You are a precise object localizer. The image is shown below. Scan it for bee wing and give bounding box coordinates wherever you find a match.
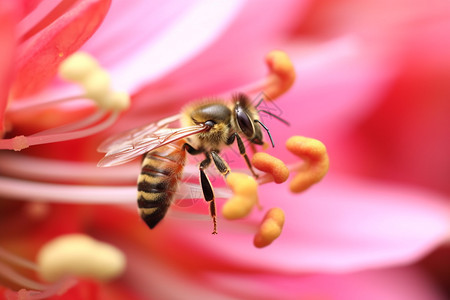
[97,114,181,153]
[97,123,208,167]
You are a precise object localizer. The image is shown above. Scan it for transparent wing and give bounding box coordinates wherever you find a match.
[97,114,181,153]
[97,123,208,167]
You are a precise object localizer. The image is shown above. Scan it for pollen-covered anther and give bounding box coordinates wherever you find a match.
[37,234,126,282]
[252,152,289,184]
[97,91,131,111]
[286,136,329,193]
[222,172,259,219]
[254,207,285,248]
[81,69,111,100]
[264,50,296,100]
[58,52,130,111]
[58,52,101,82]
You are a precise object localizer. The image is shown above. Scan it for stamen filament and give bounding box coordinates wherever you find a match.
[0,176,231,204]
[0,247,39,272]
[6,94,88,114]
[0,261,48,291]
[30,110,106,137]
[0,153,138,183]
[0,111,119,151]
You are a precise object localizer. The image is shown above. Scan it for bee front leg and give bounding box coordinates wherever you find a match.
[226,133,258,178]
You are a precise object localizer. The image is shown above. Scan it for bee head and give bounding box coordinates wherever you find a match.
[233,94,266,146]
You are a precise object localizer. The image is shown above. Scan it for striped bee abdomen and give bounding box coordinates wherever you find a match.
[137,140,186,229]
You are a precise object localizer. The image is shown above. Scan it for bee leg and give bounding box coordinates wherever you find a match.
[199,154,218,234]
[226,133,259,178]
[210,151,230,177]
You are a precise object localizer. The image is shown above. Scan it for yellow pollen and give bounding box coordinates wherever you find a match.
[11,135,29,151]
[82,69,112,100]
[286,136,329,193]
[58,52,100,82]
[105,91,130,111]
[58,52,130,111]
[264,50,296,100]
[254,207,285,248]
[37,234,126,282]
[222,172,259,219]
[252,152,289,184]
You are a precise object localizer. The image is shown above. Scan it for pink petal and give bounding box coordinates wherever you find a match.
[110,233,446,300]
[166,174,450,273]
[87,0,311,133]
[81,0,252,94]
[204,267,446,300]
[11,0,111,99]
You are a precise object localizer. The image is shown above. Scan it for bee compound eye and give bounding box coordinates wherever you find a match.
[236,109,254,138]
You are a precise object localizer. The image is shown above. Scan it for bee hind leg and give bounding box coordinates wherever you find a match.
[183,143,218,234]
[198,154,218,234]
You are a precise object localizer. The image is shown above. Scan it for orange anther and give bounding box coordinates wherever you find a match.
[222,173,258,219]
[264,51,296,100]
[286,136,329,193]
[252,152,289,184]
[253,207,285,248]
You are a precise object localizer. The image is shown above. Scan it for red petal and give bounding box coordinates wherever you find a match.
[1,278,142,300]
[0,2,19,134]
[11,0,111,99]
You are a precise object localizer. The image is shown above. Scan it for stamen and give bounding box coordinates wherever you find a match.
[222,173,259,219]
[0,261,48,291]
[0,247,78,298]
[263,51,296,100]
[1,52,129,151]
[58,52,130,111]
[236,50,295,101]
[0,174,232,206]
[0,246,48,291]
[0,111,119,151]
[253,207,285,248]
[58,52,101,82]
[286,136,329,193]
[252,152,289,184]
[80,69,112,101]
[223,50,295,102]
[37,234,126,282]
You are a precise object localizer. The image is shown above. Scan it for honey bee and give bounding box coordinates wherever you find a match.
[97,93,288,234]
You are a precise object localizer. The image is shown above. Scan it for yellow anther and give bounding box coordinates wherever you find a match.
[286,136,329,193]
[81,69,112,100]
[97,91,130,111]
[58,52,101,82]
[222,172,258,219]
[252,152,289,184]
[57,52,130,112]
[37,234,126,282]
[264,50,296,100]
[253,207,285,248]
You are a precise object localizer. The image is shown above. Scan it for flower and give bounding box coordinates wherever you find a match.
[1,0,450,299]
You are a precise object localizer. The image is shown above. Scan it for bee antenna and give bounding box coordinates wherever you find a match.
[255,120,275,148]
[254,98,264,108]
[258,110,290,126]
